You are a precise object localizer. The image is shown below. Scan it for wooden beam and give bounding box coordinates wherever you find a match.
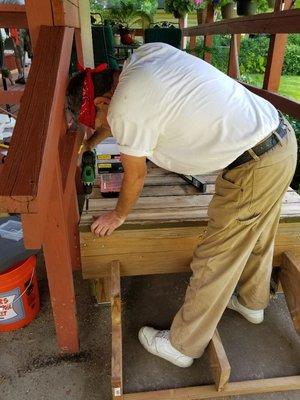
[25,0,54,50]
[51,0,80,28]
[182,9,300,36]
[0,5,28,28]
[208,330,231,391]
[111,261,123,399]
[203,4,214,63]
[227,34,241,79]
[189,36,196,55]
[43,158,79,353]
[93,277,111,304]
[78,0,94,67]
[123,376,300,399]
[241,83,300,120]
[0,26,74,214]
[263,0,293,92]
[0,89,24,104]
[280,252,300,335]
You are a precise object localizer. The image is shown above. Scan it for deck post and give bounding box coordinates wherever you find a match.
[43,159,79,353]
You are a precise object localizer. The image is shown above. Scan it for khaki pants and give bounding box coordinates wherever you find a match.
[170,121,298,358]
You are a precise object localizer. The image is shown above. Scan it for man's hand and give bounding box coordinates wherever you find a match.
[91,210,125,237]
[91,154,147,237]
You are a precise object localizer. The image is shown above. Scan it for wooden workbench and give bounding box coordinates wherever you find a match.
[80,162,300,399]
[79,162,300,280]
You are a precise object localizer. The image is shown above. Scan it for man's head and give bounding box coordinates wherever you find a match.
[67,68,119,130]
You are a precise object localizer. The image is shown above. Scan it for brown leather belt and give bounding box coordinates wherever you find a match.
[227,113,288,170]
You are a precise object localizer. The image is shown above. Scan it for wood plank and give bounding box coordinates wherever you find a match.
[92,277,110,304]
[182,9,300,36]
[80,221,300,257]
[203,4,214,63]
[263,0,292,92]
[80,226,206,258]
[51,0,80,28]
[0,89,24,104]
[280,252,300,334]
[0,26,74,214]
[43,160,79,353]
[208,330,231,391]
[241,83,300,120]
[123,376,300,399]
[80,200,300,226]
[227,34,241,79]
[81,251,289,280]
[111,261,123,399]
[82,250,194,279]
[87,194,214,211]
[25,0,54,50]
[87,191,300,212]
[81,221,300,279]
[0,4,27,29]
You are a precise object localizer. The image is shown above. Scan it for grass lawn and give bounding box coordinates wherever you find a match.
[243,75,300,102]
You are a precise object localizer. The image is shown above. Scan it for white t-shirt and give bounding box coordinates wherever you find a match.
[107,43,279,175]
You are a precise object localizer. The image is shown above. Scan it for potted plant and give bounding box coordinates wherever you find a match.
[210,0,235,18]
[220,0,236,19]
[236,0,257,16]
[165,0,205,19]
[93,0,157,45]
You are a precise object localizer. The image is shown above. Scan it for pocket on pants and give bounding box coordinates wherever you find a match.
[250,157,294,215]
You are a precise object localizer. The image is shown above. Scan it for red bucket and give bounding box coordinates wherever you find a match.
[0,255,40,331]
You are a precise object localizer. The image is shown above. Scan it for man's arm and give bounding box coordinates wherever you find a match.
[91,154,147,237]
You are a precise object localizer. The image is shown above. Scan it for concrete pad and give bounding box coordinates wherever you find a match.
[1,270,299,400]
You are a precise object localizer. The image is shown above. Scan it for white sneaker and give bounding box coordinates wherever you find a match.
[227,295,264,324]
[138,327,194,368]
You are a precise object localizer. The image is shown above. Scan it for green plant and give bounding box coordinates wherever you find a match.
[210,0,234,8]
[165,0,193,16]
[90,0,157,29]
[164,0,206,17]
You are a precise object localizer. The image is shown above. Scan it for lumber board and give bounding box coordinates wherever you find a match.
[207,330,231,391]
[80,201,300,226]
[0,4,27,28]
[92,277,111,304]
[228,34,241,79]
[43,159,79,353]
[123,376,300,399]
[110,261,123,399]
[182,9,300,36]
[280,252,300,334]
[51,0,80,27]
[81,222,300,279]
[0,26,74,214]
[81,251,285,280]
[241,83,300,120]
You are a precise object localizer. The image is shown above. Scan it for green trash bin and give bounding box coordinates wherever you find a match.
[144,23,182,49]
[92,24,119,70]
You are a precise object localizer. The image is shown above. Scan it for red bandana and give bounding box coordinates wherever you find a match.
[77,63,108,129]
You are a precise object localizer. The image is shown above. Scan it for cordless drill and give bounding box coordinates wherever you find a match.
[81,150,96,211]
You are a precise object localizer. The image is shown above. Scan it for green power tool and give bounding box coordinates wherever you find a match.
[81,150,96,211]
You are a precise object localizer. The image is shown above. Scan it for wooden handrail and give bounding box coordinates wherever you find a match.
[0,90,24,105]
[0,26,74,214]
[241,83,300,120]
[182,9,300,36]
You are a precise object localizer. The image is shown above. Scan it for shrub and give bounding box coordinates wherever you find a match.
[187,34,300,76]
